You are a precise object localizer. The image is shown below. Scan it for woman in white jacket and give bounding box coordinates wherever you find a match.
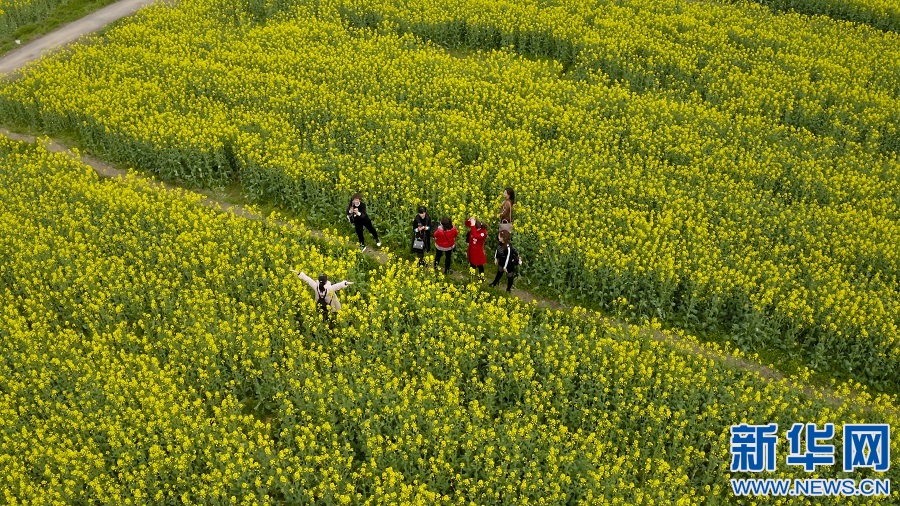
[291,270,353,326]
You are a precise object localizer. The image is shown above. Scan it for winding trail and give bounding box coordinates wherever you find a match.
[0,1,894,416]
[3,126,881,415]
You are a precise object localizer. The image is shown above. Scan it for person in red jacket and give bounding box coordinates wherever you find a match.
[432,216,458,275]
[465,217,488,280]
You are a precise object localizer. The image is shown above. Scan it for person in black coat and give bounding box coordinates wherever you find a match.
[489,230,523,292]
[411,206,432,267]
[347,192,380,251]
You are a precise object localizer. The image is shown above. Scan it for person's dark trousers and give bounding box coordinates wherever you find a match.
[317,304,335,329]
[354,218,379,245]
[489,269,516,291]
[434,249,452,273]
[470,263,484,276]
[416,249,426,266]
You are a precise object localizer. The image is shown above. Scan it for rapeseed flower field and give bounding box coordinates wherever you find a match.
[2,0,898,388]
[1,0,64,33]
[0,135,897,503]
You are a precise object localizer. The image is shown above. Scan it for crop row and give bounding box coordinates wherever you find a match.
[2,134,898,503]
[1,0,67,35]
[726,0,900,33]
[1,0,898,389]
[331,0,900,158]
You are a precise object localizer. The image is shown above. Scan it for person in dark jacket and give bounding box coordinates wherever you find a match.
[347,192,380,251]
[412,206,432,267]
[489,230,522,292]
[432,216,458,275]
[465,217,488,280]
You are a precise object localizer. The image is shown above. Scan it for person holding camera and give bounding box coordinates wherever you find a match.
[432,216,458,275]
[291,270,353,327]
[489,230,522,292]
[347,192,380,251]
[411,206,432,267]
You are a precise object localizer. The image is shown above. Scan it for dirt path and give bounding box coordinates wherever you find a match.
[0,0,162,76]
[5,126,886,417]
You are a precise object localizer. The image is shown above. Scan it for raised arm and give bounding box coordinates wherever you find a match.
[291,270,318,290]
[327,280,354,293]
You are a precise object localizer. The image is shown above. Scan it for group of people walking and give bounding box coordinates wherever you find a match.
[295,187,523,325]
[352,187,522,290]
[410,188,522,292]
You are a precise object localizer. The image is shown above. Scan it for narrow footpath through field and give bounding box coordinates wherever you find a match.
[6,125,887,416]
[0,1,893,415]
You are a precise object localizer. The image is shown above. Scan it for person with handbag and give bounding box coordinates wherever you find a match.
[465,217,488,280]
[489,230,523,292]
[496,187,515,234]
[347,192,381,252]
[291,270,353,327]
[411,206,432,267]
[432,216,458,275]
